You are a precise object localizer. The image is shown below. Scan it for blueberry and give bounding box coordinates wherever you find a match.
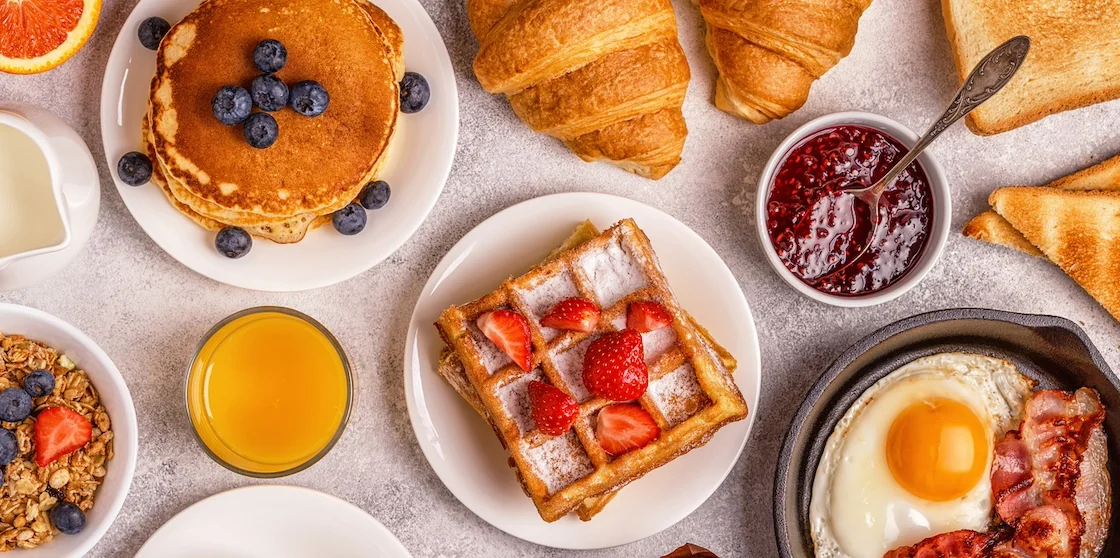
[358,180,391,210]
[253,39,287,73]
[399,72,430,114]
[50,502,85,535]
[117,152,152,186]
[215,227,252,259]
[211,85,252,126]
[22,370,54,398]
[243,113,279,149]
[0,430,16,466]
[138,17,170,50]
[0,389,31,423]
[289,80,329,117]
[250,74,289,112]
[332,203,367,235]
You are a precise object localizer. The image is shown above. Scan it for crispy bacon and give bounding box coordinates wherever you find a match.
[885,388,1108,558]
[884,528,1011,558]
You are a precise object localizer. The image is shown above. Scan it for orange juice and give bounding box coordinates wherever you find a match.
[187,309,350,476]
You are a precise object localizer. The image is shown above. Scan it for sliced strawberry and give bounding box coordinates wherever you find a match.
[582,329,647,401]
[477,310,532,371]
[596,403,660,456]
[34,406,92,468]
[627,301,672,333]
[541,298,600,332]
[527,380,579,436]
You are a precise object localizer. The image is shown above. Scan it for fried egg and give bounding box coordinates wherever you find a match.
[809,353,1036,558]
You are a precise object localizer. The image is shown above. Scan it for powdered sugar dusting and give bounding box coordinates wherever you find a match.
[516,272,580,342]
[648,363,709,427]
[578,237,648,308]
[523,431,594,494]
[469,322,511,374]
[498,371,543,435]
[550,336,594,402]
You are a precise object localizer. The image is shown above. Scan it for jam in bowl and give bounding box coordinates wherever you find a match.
[755,112,950,307]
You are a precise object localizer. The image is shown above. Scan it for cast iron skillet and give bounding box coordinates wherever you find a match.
[774,308,1120,557]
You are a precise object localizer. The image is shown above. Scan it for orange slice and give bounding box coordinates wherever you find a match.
[0,0,101,74]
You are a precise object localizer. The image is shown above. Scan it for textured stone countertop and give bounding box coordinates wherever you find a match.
[3,0,1120,556]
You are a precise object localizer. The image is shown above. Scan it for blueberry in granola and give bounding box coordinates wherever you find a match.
[50,502,85,535]
[23,370,55,398]
[0,429,16,466]
[0,388,31,422]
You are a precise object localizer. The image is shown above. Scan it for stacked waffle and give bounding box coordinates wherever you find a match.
[144,0,403,243]
[436,219,749,522]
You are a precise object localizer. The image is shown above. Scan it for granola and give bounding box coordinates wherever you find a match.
[0,333,113,551]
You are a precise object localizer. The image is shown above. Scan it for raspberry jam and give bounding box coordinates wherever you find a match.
[765,125,933,296]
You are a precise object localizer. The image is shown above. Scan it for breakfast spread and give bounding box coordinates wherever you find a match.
[696,0,871,124]
[0,0,100,74]
[467,0,691,180]
[187,309,350,476]
[435,219,748,522]
[810,353,1112,558]
[765,125,933,296]
[942,0,1120,135]
[118,0,425,256]
[964,153,1120,322]
[0,333,112,549]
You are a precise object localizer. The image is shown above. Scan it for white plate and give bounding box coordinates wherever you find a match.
[135,485,411,557]
[403,193,761,549]
[100,0,458,291]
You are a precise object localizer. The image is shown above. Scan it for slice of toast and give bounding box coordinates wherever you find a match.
[941,0,1120,135]
[989,187,1120,321]
[964,154,1120,255]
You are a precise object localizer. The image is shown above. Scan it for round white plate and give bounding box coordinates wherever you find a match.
[403,193,761,549]
[100,0,458,291]
[135,485,411,557]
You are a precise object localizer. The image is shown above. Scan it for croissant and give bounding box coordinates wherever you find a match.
[697,0,872,124]
[468,0,691,180]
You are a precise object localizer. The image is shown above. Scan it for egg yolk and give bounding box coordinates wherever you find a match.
[885,397,989,502]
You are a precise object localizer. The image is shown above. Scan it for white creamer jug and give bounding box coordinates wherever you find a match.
[0,103,99,291]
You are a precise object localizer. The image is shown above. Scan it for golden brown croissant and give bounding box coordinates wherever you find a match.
[468,0,691,180]
[697,0,872,124]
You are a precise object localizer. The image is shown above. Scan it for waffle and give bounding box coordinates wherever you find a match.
[435,218,749,522]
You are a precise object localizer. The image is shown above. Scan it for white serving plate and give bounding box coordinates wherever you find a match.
[100,0,458,291]
[135,485,411,557]
[403,192,761,549]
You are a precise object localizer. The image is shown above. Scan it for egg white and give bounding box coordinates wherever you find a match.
[809,353,1035,558]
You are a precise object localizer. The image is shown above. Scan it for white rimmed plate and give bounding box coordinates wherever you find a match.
[135,485,411,557]
[403,193,761,549]
[100,0,458,291]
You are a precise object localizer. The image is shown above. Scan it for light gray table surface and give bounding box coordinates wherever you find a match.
[3,0,1120,556]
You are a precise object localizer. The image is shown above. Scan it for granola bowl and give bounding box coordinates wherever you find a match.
[0,303,137,557]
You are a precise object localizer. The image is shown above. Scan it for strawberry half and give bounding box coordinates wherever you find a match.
[582,329,647,401]
[541,298,600,332]
[34,406,92,468]
[627,301,672,333]
[477,310,532,371]
[528,380,579,436]
[596,403,660,456]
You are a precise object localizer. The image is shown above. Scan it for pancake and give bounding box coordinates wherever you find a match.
[149,0,400,220]
[142,114,330,243]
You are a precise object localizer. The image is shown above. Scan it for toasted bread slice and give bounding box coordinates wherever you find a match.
[989,187,1120,320]
[964,154,1120,254]
[941,0,1120,135]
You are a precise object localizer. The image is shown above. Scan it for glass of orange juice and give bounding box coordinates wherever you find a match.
[186,307,353,477]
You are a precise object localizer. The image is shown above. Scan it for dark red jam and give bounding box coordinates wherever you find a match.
[765,125,933,296]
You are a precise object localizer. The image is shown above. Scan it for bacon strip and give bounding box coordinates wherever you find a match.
[884,528,1011,558]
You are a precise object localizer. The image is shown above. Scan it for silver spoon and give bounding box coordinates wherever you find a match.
[819,35,1031,279]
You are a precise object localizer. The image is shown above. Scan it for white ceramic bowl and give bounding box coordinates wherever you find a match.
[0,304,137,557]
[755,111,950,307]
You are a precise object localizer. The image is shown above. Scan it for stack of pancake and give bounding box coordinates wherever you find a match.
[144,0,404,243]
